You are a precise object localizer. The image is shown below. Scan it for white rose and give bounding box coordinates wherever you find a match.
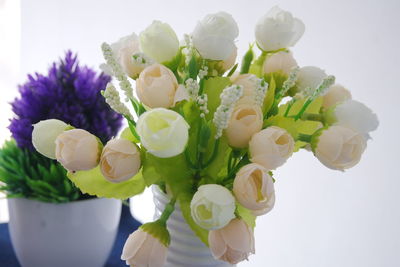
[233,163,275,216]
[55,129,101,171]
[296,66,327,92]
[249,126,295,170]
[226,104,263,148]
[322,84,352,109]
[32,119,68,159]
[331,99,379,137]
[217,45,237,72]
[136,108,189,158]
[100,139,141,183]
[111,33,145,79]
[192,11,239,60]
[263,51,298,75]
[190,184,236,230]
[313,126,367,171]
[255,6,305,52]
[140,20,179,63]
[136,64,178,108]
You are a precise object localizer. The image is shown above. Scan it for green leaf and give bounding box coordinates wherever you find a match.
[236,203,256,229]
[67,167,145,199]
[121,126,140,143]
[203,77,231,120]
[142,153,163,186]
[203,135,230,182]
[263,75,276,115]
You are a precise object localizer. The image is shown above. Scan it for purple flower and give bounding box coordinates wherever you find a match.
[9,51,123,150]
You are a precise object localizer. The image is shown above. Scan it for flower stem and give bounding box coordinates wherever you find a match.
[159,197,176,226]
[297,133,313,143]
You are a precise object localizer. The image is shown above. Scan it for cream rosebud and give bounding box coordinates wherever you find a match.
[313,126,367,171]
[136,64,178,108]
[263,51,298,75]
[111,33,144,79]
[55,129,101,171]
[32,119,68,159]
[255,6,305,52]
[322,84,352,109]
[139,20,179,63]
[226,104,263,148]
[192,11,239,60]
[233,163,275,216]
[136,108,189,158]
[231,74,258,105]
[121,229,167,267]
[100,139,141,183]
[209,219,255,264]
[249,126,295,170]
[296,66,327,92]
[190,184,236,230]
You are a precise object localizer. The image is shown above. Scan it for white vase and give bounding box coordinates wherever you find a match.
[7,197,121,267]
[152,186,235,267]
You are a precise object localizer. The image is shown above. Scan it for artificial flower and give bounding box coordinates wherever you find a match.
[32,119,68,159]
[263,51,298,75]
[322,84,352,109]
[296,66,327,92]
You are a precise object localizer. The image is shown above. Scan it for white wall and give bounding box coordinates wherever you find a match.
[1,0,399,266]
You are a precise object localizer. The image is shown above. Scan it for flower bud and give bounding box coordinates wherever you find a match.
[209,219,255,264]
[136,64,178,108]
[263,51,298,75]
[231,74,258,105]
[255,6,305,52]
[55,129,101,171]
[322,84,352,109]
[190,184,236,230]
[217,45,237,72]
[192,11,239,60]
[233,163,275,216]
[296,66,327,92]
[249,126,295,170]
[226,104,263,148]
[100,139,141,183]
[136,108,189,158]
[139,21,179,63]
[32,119,69,159]
[313,125,366,171]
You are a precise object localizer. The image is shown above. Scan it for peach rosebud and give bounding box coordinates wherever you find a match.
[249,126,295,170]
[233,163,275,216]
[322,84,352,109]
[231,73,258,105]
[121,229,167,267]
[263,51,298,75]
[55,129,101,172]
[226,104,263,148]
[100,139,141,183]
[209,218,255,264]
[313,125,366,171]
[136,63,178,108]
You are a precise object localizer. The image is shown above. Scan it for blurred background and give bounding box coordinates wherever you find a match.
[0,0,399,266]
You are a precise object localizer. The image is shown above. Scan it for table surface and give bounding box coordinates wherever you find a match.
[0,205,141,267]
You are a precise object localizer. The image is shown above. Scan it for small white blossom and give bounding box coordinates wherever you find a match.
[213,85,243,138]
[102,83,134,121]
[280,67,299,97]
[306,75,336,100]
[132,52,154,68]
[253,77,269,106]
[198,65,208,79]
[197,94,209,118]
[185,78,200,99]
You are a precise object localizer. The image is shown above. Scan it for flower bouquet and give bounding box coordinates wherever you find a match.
[32,6,378,266]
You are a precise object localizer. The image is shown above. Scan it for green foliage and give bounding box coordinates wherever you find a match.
[236,203,256,229]
[67,166,145,200]
[203,77,231,120]
[0,140,84,203]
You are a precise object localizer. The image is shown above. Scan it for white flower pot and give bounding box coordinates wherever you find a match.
[152,186,235,267]
[7,197,121,267]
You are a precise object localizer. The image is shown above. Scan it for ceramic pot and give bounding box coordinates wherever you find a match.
[8,197,121,267]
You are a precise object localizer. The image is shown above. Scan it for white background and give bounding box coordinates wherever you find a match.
[1,0,399,266]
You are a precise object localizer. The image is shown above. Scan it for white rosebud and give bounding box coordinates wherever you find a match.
[314,126,366,171]
[136,64,178,108]
[136,108,189,158]
[233,163,275,216]
[121,228,167,267]
[192,11,239,60]
[111,33,144,79]
[140,20,179,63]
[217,45,237,72]
[332,99,379,137]
[263,51,298,75]
[322,84,352,109]
[226,104,263,148]
[190,184,236,230]
[209,219,255,264]
[55,129,101,172]
[231,73,257,106]
[100,139,141,183]
[296,66,327,92]
[32,119,69,159]
[249,126,295,170]
[255,6,305,52]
